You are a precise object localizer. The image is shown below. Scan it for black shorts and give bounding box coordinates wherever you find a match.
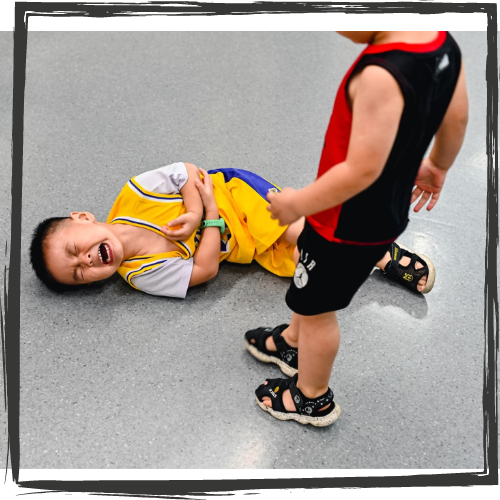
[285,220,391,316]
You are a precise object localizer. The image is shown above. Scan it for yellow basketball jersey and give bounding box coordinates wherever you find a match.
[106,166,296,291]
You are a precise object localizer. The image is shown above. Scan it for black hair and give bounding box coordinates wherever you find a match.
[29,217,81,292]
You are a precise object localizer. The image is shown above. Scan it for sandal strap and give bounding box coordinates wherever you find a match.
[384,242,403,274]
[247,324,288,355]
[272,326,298,367]
[256,375,335,416]
[288,374,334,417]
[409,254,429,280]
[255,377,293,413]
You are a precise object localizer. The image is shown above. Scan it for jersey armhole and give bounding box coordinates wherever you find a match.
[344,58,413,112]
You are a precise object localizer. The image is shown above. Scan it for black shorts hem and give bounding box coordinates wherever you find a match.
[285,220,390,317]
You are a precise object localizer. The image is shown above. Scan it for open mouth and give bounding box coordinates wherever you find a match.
[98,243,113,265]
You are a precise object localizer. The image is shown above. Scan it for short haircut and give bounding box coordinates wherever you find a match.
[29,217,80,292]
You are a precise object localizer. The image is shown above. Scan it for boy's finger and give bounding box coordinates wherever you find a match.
[414,191,430,212]
[410,187,422,205]
[167,214,187,227]
[426,192,440,211]
[162,227,187,239]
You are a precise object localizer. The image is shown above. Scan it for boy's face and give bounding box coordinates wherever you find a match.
[337,31,378,44]
[44,212,124,286]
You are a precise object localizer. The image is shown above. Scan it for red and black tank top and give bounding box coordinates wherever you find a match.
[307,31,461,244]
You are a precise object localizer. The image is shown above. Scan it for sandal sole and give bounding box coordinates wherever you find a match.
[244,339,298,377]
[255,395,341,427]
[395,241,436,294]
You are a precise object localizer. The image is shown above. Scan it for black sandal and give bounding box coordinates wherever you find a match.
[383,242,435,294]
[244,324,298,377]
[255,374,341,427]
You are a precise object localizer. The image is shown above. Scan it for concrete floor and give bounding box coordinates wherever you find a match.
[1,31,490,469]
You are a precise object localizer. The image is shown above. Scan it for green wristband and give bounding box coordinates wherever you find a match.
[201,217,225,233]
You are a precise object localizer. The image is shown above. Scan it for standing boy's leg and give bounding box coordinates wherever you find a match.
[281,217,305,246]
[296,312,339,399]
[267,313,299,349]
[260,311,339,412]
[253,221,388,425]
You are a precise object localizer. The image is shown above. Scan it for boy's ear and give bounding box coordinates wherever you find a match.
[69,211,95,223]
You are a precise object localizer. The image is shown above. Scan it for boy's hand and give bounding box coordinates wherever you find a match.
[411,157,448,212]
[162,211,202,241]
[195,168,219,217]
[267,188,302,226]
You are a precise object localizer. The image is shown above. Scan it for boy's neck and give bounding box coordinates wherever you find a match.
[106,222,179,263]
[107,222,147,262]
[372,31,440,46]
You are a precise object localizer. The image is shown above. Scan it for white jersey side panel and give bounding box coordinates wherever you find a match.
[134,162,188,195]
[130,257,194,298]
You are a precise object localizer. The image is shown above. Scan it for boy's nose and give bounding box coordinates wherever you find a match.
[81,252,93,267]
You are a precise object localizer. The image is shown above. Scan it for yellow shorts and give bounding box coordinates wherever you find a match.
[209,168,296,277]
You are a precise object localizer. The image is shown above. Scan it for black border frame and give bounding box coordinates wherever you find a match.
[4,1,498,496]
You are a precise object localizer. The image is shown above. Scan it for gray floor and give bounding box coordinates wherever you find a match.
[1,31,491,469]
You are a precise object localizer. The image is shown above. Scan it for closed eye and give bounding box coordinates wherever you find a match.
[74,244,84,281]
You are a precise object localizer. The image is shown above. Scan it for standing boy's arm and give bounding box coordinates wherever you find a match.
[162,162,204,240]
[412,62,468,212]
[267,65,404,225]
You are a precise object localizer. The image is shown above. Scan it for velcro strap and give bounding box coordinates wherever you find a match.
[288,375,304,411]
[272,324,291,352]
[288,375,334,416]
[384,242,402,276]
[255,377,291,413]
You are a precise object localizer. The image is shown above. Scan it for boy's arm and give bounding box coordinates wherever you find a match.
[187,169,221,286]
[412,61,468,212]
[162,162,204,240]
[267,65,404,225]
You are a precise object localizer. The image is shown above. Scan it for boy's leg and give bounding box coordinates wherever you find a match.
[260,311,339,412]
[281,217,305,246]
[261,236,302,351]
[253,221,388,425]
[260,312,299,350]
[252,230,300,352]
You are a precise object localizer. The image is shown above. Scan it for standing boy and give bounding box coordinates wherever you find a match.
[245,31,468,426]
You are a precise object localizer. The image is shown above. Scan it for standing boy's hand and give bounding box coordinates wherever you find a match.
[267,188,302,226]
[411,157,448,212]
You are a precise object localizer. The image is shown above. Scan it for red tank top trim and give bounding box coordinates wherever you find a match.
[364,31,447,55]
[306,216,398,246]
